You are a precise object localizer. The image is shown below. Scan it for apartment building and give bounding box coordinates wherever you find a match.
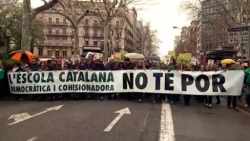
[197,0,236,60]
[33,1,142,59]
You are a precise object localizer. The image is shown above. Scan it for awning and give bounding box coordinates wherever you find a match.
[63,49,67,51]
[47,49,52,50]
[206,50,237,56]
[55,49,59,51]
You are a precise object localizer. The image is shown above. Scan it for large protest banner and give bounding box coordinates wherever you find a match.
[7,70,244,96]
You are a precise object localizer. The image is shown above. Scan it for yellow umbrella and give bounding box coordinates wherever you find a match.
[221,59,236,64]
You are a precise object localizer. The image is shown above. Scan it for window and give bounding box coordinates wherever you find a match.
[49,18,52,23]
[71,50,74,55]
[85,29,89,35]
[38,48,43,56]
[63,18,66,24]
[94,20,97,26]
[48,28,52,33]
[56,18,59,24]
[94,29,97,36]
[116,21,119,27]
[48,37,53,40]
[63,28,66,34]
[63,50,67,56]
[85,19,88,25]
[56,30,59,34]
[62,37,67,40]
[55,49,59,56]
[85,40,89,45]
[55,37,60,40]
[94,40,97,46]
[47,49,52,56]
[101,30,104,37]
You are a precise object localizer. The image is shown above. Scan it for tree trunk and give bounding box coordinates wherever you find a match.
[74,26,80,55]
[21,0,32,51]
[103,24,108,62]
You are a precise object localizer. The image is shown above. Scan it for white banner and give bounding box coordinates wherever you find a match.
[7,70,244,96]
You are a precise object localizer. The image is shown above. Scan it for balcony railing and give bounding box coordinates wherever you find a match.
[92,33,104,38]
[83,24,91,28]
[36,42,72,47]
[46,32,72,36]
[92,23,102,28]
[47,22,69,26]
[83,33,90,38]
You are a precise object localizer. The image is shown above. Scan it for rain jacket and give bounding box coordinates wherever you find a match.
[245,68,250,84]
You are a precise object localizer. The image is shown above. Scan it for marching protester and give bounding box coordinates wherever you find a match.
[203,65,213,108]
[245,67,250,108]
[183,64,192,106]
[166,58,177,104]
[118,62,125,70]
[38,61,49,101]
[95,59,107,101]
[151,61,160,104]
[106,58,119,100]
[62,61,70,101]
[226,63,238,110]
[0,62,5,101]
[124,58,134,70]
[84,54,96,100]
[134,60,146,103]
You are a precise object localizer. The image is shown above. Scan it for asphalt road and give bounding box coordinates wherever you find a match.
[0,97,250,141]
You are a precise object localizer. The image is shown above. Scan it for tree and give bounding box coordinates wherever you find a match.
[90,0,135,61]
[21,0,59,51]
[0,0,44,56]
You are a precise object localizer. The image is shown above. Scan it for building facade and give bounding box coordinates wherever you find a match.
[33,2,142,59]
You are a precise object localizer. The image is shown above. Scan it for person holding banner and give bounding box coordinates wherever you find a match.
[38,61,49,101]
[150,61,160,104]
[165,58,177,104]
[134,61,146,103]
[61,62,71,100]
[211,64,221,104]
[226,63,238,110]
[183,64,192,106]
[95,59,107,101]
[203,65,213,108]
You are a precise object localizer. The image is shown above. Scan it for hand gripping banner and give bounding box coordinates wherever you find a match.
[7,70,244,95]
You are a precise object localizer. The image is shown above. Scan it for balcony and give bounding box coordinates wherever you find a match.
[47,22,69,26]
[92,23,102,28]
[46,32,71,37]
[36,42,73,47]
[92,33,104,38]
[83,24,91,28]
[83,33,90,38]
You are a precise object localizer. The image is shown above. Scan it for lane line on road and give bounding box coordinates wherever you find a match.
[27,137,38,141]
[159,103,175,141]
[8,105,63,125]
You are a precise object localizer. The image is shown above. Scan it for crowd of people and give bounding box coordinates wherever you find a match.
[0,54,249,111]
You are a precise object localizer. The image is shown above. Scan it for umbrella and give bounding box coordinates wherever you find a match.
[10,50,36,62]
[144,55,160,61]
[221,59,236,64]
[125,53,144,59]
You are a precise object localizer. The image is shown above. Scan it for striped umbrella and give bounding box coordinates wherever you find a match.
[9,50,36,62]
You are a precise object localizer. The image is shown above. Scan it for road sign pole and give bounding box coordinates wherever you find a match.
[240,43,244,64]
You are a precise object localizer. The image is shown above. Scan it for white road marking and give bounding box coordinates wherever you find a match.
[27,137,38,141]
[104,107,131,132]
[159,103,175,141]
[8,105,63,125]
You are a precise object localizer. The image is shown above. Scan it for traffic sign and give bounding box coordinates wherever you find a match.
[228,27,249,43]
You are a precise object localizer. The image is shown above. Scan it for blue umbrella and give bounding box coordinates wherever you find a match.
[144,55,160,61]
